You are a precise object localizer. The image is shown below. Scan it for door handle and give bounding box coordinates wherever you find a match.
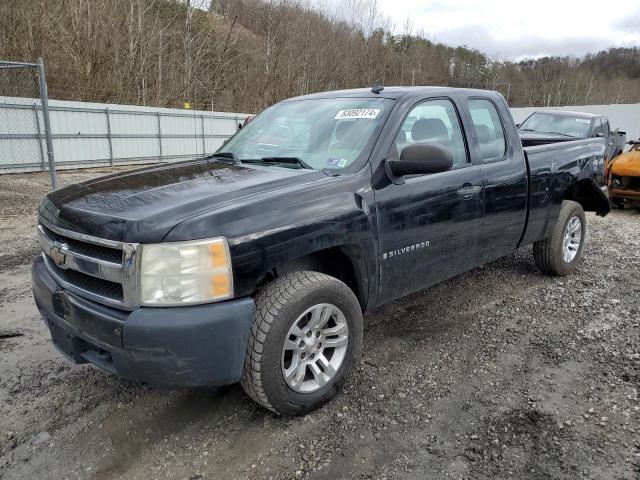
[456,185,481,200]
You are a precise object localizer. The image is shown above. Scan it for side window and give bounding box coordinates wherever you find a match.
[468,99,507,162]
[392,98,468,167]
[592,118,604,137]
[602,119,610,136]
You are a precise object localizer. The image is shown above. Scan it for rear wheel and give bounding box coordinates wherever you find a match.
[533,200,586,276]
[241,271,363,416]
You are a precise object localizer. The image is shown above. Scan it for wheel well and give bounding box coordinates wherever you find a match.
[564,179,611,216]
[267,246,368,311]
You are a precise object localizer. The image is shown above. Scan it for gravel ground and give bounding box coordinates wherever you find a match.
[0,170,639,480]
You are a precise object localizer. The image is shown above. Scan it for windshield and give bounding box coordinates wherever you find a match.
[519,113,591,137]
[219,97,394,171]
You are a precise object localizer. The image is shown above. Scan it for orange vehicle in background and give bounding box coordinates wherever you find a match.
[607,140,640,209]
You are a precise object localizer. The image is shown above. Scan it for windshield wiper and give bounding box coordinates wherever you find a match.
[206,152,240,164]
[521,129,576,138]
[241,156,314,170]
[537,131,577,138]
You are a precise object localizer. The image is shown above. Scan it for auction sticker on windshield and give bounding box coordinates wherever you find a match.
[326,158,348,168]
[334,109,380,120]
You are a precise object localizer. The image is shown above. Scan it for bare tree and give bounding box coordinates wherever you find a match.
[1,0,638,112]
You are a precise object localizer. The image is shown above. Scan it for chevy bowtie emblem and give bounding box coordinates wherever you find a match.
[49,242,68,268]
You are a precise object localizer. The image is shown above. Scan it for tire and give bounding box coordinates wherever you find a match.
[241,271,363,416]
[533,200,586,276]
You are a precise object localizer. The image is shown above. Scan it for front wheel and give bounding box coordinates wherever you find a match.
[533,200,586,276]
[241,271,363,415]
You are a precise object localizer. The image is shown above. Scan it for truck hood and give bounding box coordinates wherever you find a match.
[519,131,583,147]
[39,158,328,243]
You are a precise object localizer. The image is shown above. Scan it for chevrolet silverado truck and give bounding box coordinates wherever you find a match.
[518,110,626,185]
[33,87,611,416]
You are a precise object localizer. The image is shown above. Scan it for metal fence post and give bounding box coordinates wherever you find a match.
[201,115,206,156]
[156,112,163,162]
[37,57,57,189]
[105,107,114,166]
[32,103,46,171]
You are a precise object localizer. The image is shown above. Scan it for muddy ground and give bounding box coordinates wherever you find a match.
[0,169,638,480]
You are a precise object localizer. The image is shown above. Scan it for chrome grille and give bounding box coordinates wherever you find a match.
[45,258,124,301]
[38,220,140,310]
[40,225,122,263]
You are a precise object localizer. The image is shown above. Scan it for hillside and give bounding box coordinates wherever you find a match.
[1,0,638,112]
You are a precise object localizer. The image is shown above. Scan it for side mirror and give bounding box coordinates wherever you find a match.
[595,132,605,138]
[387,143,453,178]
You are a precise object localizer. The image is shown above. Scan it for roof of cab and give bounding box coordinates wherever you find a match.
[282,86,504,102]
[534,110,599,119]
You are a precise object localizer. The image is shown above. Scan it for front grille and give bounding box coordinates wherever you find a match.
[45,255,124,301]
[38,221,139,310]
[40,225,122,263]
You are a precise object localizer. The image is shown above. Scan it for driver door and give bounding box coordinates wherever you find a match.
[374,97,484,304]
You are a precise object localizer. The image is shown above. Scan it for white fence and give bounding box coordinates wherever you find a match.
[510,104,640,143]
[0,96,248,173]
[1,96,638,175]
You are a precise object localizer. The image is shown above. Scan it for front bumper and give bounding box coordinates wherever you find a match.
[32,257,255,387]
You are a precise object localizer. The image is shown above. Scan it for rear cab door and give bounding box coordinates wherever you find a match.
[455,91,528,264]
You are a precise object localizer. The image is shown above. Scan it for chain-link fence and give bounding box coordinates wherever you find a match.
[0,59,57,189]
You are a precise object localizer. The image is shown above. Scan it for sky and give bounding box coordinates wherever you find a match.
[374,0,640,60]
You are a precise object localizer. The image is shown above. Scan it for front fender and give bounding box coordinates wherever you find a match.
[227,208,378,304]
[161,169,379,306]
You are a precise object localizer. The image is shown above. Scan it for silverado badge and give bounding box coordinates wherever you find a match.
[383,241,430,260]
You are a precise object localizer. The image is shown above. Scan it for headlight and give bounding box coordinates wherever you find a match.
[139,237,233,306]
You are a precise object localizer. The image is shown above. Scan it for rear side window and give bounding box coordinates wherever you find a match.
[468,99,507,162]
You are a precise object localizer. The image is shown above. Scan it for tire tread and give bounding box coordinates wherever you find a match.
[533,200,585,276]
[241,271,359,414]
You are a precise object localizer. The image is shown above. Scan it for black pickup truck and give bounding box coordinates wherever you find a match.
[518,110,626,185]
[32,87,610,415]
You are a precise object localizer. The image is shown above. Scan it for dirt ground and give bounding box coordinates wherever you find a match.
[0,169,639,480]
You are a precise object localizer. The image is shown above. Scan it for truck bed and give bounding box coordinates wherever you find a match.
[519,137,607,247]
